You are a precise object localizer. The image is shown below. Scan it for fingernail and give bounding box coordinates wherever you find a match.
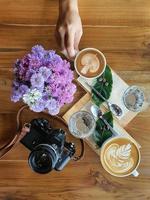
[75,49,79,55]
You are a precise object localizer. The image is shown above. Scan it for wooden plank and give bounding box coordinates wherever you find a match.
[80,27,150,51]
[0,161,150,186]
[0,25,150,72]
[0,0,58,25]
[0,160,149,200]
[0,113,17,148]
[1,50,150,72]
[0,0,150,26]
[77,69,138,127]
[0,26,150,51]
[63,93,141,153]
[0,25,57,50]
[0,186,149,200]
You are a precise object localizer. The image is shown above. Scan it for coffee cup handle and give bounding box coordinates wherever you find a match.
[132,170,139,177]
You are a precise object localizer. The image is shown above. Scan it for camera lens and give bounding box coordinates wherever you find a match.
[34,151,51,168]
[28,144,58,174]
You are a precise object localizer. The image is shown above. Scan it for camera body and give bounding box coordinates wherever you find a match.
[21,118,76,174]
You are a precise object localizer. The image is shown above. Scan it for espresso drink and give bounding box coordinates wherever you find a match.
[101,137,140,177]
[75,48,106,78]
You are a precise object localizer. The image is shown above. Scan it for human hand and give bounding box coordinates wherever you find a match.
[56,0,83,59]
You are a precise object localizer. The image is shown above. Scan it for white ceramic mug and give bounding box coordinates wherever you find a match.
[100,136,141,178]
[74,47,106,80]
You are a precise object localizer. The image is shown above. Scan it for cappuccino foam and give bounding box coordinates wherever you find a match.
[101,138,140,176]
[104,143,134,174]
[76,49,105,78]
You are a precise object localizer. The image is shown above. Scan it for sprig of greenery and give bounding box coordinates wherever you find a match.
[92,65,113,106]
[92,111,113,148]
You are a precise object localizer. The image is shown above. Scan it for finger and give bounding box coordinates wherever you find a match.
[59,31,65,51]
[55,30,60,46]
[55,27,65,51]
[58,27,65,50]
[74,31,83,51]
[61,49,69,59]
[66,30,76,58]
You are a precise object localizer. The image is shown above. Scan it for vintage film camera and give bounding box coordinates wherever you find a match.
[21,118,76,174]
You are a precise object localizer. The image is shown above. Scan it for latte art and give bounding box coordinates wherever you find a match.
[80,53,100,74]
[101,137,140,177]
[75,48,106,78]
[104,143,134,173]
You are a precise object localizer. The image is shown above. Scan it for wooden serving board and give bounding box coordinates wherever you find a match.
[63,67,141,155]
[63,93,141,156]
[77,69,138,127]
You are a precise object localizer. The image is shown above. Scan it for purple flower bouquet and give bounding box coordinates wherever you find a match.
[11,45,76,115]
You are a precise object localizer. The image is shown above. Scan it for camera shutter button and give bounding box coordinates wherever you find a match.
[32,140,36,145]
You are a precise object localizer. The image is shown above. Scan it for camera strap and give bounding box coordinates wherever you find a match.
[0,105,28,158]
[0,105,84,161]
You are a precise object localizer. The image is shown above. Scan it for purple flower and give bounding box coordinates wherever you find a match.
[46,50,61,62]
[12,80,20,88]
[22,88,42,106]
[19,84,29,95]
[30,99,45,112]
[31,73,44,90]
[31,45,45,55]
[31,45,45,61]
[65,95,74,104]
[11,84,29,102]
[11,89,22,102]
[39,66,52,81]
[46,98,60,115]
[43,51,63,67]
[25,68,35,81]
[11,45,76,115]
[65,84,77,96]
[28,54,42,68]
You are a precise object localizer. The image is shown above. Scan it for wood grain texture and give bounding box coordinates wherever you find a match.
[0,0,150,26]
[1,25,150,71]
[0,0,150,200]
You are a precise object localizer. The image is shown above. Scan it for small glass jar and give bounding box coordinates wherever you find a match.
[123,85,150,112]
[68,111,96,138]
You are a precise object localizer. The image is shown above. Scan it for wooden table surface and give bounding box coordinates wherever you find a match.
[0,0,150,199]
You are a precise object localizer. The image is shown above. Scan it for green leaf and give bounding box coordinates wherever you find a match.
[92,65,113,106]
[92,111,113,148]
[103,111,113,127]
[101,130,113,143]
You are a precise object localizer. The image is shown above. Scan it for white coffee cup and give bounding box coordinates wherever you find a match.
[74,48,106,80]
[100,136,141,177]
